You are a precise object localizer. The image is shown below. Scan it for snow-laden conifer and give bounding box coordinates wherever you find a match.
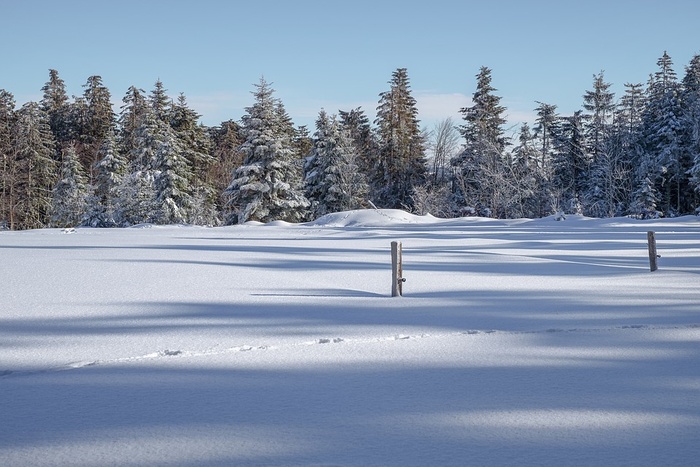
[50,145,89,227]
[224,78,309,224]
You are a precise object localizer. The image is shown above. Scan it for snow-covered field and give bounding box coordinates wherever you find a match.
[1,210,699,467]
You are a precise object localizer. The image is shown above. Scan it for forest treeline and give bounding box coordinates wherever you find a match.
[1,51,700,230]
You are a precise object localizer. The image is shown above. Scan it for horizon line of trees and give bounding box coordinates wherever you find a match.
[2,50,700,231]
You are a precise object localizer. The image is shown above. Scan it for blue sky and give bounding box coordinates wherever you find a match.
[3,0,700,136]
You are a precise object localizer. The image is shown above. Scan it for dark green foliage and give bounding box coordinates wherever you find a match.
[373,68,427,209]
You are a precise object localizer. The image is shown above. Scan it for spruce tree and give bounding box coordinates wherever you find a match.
[76,76,115,180]
[636,52,686,215]
[118,86,149,162]
[0,90,16,229]
[551,111,587,214]
[453,66,508,217]
[681,55,700,210]
[338,107,376,190]
[84,130,127,227]
[50,145,89,227]
[11,102,58,229]
[373,68,426,209]
[582,72,617,217]
[224,78,309,224]
[533,102,560,170]
[40,69,72,147]
[305,110,368,218]
[170,94,217,224]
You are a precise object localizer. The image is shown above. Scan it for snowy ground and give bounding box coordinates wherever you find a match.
[1,210,699,466]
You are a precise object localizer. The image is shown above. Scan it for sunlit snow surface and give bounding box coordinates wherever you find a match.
[1,210,699,466]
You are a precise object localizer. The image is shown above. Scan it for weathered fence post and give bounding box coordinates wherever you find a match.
[391,241,404,297]
[647,231,658,272]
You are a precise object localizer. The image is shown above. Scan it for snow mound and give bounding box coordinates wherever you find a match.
[308,209,438,227]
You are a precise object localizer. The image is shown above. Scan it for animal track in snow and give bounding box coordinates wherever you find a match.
[3,323,696,379]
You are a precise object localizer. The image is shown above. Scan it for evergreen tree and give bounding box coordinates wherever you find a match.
[453,66,508,216]
[305,110,368,218]
[338,107,376,189]
[583,71,615,162]
[0,90,16,229]
[152,126,193,224]
[118,86,149,161]
[681,55,700,210]
[552,111,587,214]
[532,102,560,170]
[11,102,58,229]
[636,52,686,215]
[510,123,550,218]
[170,93,217,224]
[79,76,116,178]
[582,72,618,217]
[149,79,171,123]
[50,145,89,227]
[373,68,426,209]
[40,69,72,147]
[224,78,309,224]
[84,130,127,227]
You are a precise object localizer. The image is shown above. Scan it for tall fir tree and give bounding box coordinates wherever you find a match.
[0,90,16,229]
[453,66,508,216]
[40,69,72,148]
[84,130,127,227]
[50,145,89,227]
[338,107,376,187]
[118,86,149,162]
[79,76,116,179]
[533,102,560,170]
[681,54,700,210]
[224,78,309,224]
[305,110,368,218]
[552,111,588,214]
[11,102,58,229]
[582,72,618,217]
[635,52,686,215]
[373,68,426,209]
[170,93,217,224]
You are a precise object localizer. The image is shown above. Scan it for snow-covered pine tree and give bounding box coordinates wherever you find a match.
[0,90,16,229]
[680,54,700,211]
[79,76,116,179]
[224,78,309,224]
[84,130,127,227]
[151,125,194,225]
[305,110,368,218]
[453,66,508,217]
[40,69,72,147]
[373,68,427,209]
[582,72,618,217]
[510,123,550,218]
[50,145,89,228]
[635,52,686,216]
[11,102,58,230]
[551,111,587,214]
[114,104,162,226]
[170,93,217,225]
[338,107,376,195]
[533,102,560,171]
[118,86,149,163]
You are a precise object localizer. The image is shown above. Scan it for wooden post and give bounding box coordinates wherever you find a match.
[391,241,404,297]
[647,231,658,272]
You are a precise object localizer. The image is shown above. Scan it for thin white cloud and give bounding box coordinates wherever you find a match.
[414,91,471,124]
